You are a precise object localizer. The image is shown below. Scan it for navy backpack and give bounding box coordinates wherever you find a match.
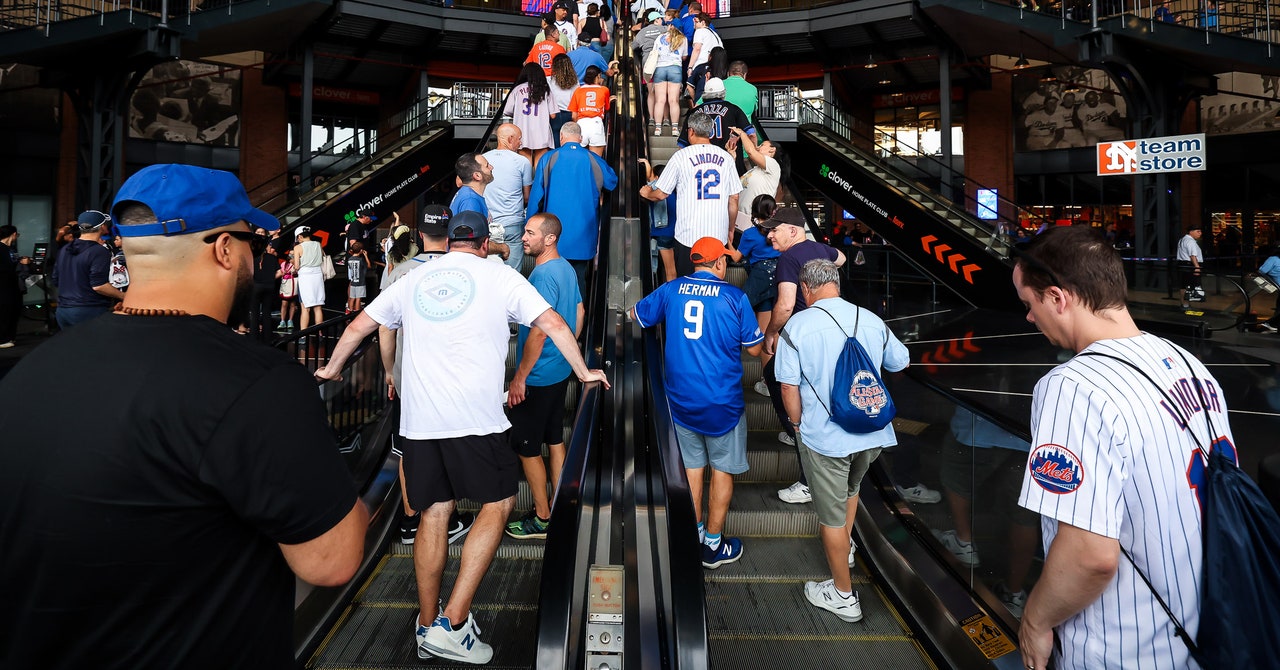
[781,305,895,434]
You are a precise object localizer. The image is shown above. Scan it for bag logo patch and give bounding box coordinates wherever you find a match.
[1029,443,1084,494]
[849,369,889,417]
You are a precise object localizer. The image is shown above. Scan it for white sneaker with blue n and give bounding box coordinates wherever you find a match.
[421,613,493,664]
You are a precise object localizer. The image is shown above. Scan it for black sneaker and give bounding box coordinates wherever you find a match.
[400,512,421,545]
[448,511,474,545]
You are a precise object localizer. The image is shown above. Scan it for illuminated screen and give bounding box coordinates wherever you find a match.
[977,189,998,220]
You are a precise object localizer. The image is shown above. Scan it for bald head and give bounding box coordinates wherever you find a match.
[496,123,523,151]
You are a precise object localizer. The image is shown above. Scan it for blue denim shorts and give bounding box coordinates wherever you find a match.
[653,65,682,84]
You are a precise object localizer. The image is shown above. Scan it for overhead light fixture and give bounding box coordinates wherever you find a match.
[1013,54,1030,69]
[878,79,891,85]
[864,54,877,69]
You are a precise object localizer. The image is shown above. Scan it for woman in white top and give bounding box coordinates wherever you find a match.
[651,26,687,134]
[547,53,579,147]
[291,226,326,330]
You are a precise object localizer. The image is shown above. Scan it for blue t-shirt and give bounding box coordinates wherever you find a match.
[633,271,764,435]
[775,240,839,314]
[517,257,582,386]
[568,46,609,83]
[449,185,489,219]
[1259,256,1280,285]
[738,226,779,263]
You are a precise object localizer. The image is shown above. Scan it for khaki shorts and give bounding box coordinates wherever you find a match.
[798,433,883,528]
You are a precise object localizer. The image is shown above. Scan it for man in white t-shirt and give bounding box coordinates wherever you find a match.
[640,111,742,277]
[686,12,722,102]
[315,211,608,665]
[1177,224,1205,305]
[483,124,534,272]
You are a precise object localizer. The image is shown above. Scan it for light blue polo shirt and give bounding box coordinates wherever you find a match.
[774,297,910,457]
[482,148,533,228]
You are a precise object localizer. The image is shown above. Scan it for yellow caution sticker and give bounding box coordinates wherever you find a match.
[961,613,1016,660]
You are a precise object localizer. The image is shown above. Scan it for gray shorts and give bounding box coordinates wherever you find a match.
[798,433,883,528]
[674,414,749,474]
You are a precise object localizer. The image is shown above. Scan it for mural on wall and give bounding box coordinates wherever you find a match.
[1013,65,1128,151]
[1202,72,1279,136]
[129,60,241,146]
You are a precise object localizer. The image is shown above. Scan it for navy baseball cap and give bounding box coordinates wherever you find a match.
[76,210,111,230]
[447,210,489,241]
[111,164,279,237]
[420,204,452,237]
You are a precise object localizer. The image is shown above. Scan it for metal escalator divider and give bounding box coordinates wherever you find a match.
[790,125,1021,311]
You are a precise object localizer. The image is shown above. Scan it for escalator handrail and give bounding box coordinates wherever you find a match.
[780,92,1051,236]
[247,93,452,212]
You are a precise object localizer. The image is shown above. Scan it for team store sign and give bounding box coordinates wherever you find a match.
[1097,133,1207,176]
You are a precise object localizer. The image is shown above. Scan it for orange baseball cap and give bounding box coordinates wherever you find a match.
[690,237,730,264]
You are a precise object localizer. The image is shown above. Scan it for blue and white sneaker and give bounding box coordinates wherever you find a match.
[805,579,863,622]
[701,537,744,569]
[413,602,445,660]
[422,614,493,665]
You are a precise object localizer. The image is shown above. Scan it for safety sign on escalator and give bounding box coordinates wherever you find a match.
[961,612,1016,659]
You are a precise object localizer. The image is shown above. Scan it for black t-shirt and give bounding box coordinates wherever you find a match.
[775,240,840,314]
[680,100,755,171]
[0,314,358,669]
[254,252,279,285]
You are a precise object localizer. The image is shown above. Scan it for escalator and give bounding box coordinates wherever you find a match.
[789,124,1020,311]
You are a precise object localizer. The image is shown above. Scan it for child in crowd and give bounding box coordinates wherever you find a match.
[346,240,371,313]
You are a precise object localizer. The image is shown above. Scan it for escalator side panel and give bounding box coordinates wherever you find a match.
[791,126,1021,311]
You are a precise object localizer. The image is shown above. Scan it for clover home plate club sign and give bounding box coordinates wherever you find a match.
[1097,133,1207,176]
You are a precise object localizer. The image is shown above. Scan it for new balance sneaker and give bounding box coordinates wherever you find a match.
[777,481,811,504]
[421,614,493,665]
[932,529,980,567]
[505,512,549,540]
[896,483,942,504]
[448,511,475,545]
[753,379,770,397]
[777,431,795,447]
[413,604,445,660]
[848,539,858,568]
[996,582,1027,619]
[400,512,421,545]
[804,579,863,622]
[701,537,744,569]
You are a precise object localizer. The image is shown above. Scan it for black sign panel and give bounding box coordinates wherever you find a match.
[289,123,456,252]
[792,127,1020,311]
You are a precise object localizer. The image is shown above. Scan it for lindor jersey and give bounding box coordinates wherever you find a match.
[568,84,610,118]
[1018,333,1231,670]
[653,143,742,246]
[632,271,762,435]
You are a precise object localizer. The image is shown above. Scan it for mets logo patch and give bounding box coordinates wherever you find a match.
[849,370,889,417]
[1028,444,1084,494]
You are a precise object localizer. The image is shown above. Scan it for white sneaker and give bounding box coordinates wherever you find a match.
[421,614,493,664]
[996,583,1027,619]
[777,481,811,504]
[896,483,942,504]
[932,529,980,567]
[753,379,770,397]
[777,431,795,447]
[848,539,857,568]
[0,341,13,349]
[804,579,863,622]
[1261,323,1277,333]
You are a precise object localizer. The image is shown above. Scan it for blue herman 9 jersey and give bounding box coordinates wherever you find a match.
[633,271,764,435]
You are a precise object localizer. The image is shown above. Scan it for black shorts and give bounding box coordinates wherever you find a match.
[402,433,519,510]
[508,377,571,457]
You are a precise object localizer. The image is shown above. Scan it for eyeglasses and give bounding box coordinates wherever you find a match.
[204,229,268,256]
[1013,243,1063,289]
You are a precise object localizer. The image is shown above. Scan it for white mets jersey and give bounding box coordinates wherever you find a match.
[654,143,743,247]
[1019,333,1231,669]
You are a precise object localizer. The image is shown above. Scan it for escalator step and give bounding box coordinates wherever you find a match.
[701,536,844,583]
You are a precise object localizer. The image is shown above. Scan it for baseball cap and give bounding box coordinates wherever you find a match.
[420,204,452,237]
[759,207,806,230]
[703,77,726,97]
[111,164,279,237]
[690,237,730,264]
[447,210,489,241]
[645,8,662,21]
[76,210,111,230]
[294,226,311,240]
[578,31,593,44]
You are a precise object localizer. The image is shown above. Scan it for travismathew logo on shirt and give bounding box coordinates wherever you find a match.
[414,267,475,321]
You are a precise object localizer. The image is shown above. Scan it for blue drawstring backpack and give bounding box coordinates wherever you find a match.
[780,305,895,434]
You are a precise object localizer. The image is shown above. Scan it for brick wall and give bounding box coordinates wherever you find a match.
[238,65,288,207]
[964,72,1016,220]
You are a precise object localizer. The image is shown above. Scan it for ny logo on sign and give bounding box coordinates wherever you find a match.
[1099,141,1138,174]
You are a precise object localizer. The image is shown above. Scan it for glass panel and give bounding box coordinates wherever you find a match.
[12,195,51,306]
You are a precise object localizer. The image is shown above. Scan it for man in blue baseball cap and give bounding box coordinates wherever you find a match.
[0,164,368,668]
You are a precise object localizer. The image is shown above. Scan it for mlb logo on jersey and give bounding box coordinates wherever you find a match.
[1028,444,1084,494]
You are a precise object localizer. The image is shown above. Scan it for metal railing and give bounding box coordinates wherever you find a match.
[1009,0,1276,44]
[446,82,515,121]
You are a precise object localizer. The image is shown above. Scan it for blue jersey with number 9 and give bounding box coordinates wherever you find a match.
[633,271,764,435]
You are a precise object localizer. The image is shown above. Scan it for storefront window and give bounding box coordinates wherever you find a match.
[873,105,964,158]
